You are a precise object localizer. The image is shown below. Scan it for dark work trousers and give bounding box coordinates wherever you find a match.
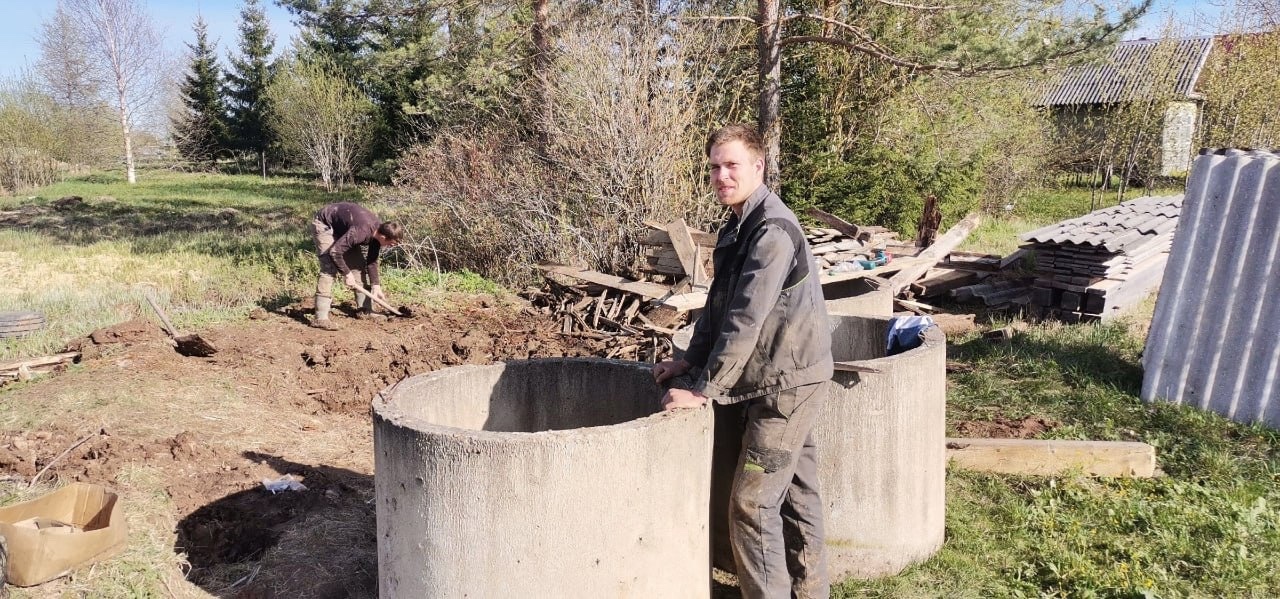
[723,381,829,599]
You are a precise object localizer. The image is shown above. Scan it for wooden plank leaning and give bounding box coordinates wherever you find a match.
[537,264,673,300]
[884,212,982,297]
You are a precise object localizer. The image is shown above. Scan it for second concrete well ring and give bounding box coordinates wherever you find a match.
[675,314,947,580]
[373,358,713,598]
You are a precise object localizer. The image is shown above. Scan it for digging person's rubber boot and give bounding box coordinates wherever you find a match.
[312,295,339,330]
[356,310,388,323]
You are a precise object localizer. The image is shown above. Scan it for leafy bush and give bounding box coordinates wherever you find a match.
[789,145,982,236]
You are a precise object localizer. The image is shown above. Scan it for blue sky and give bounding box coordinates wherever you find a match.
[0,0,1230,80]
[0,0,300,80]
[1133,0,1227,37]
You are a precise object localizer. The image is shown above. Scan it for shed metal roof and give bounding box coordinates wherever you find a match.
[1142,149,1280,427]
[1035,37,1214,107]
[1020,194,1184,252]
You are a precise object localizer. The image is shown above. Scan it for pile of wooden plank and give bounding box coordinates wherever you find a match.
[527,265,687,362]
[640,220,714,286]
[0,352,80,384]
[805,225,903,275]
[905,250,1030,303]
[641,213,907,284]
[1019,195,1182,322]
[804,208,918,276]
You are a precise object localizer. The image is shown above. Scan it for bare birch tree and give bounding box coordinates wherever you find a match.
[34,3,116,168]
[267,56,375,190]
[63,0,164,184]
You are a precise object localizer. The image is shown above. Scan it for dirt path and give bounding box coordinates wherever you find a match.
[0,296,601,598]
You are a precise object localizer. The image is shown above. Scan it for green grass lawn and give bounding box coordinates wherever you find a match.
[835,309,1280,598]
[0,170,497,359]
[3,172,1278,597]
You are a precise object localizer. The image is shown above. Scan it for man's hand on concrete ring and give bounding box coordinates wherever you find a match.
[652,359,691,384]
[661,388,707,411]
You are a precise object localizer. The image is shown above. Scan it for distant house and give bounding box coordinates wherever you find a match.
[1034,37,1215,178]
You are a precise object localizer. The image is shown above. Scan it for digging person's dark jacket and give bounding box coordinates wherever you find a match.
[316,202,384,285]
[683,185,834,402]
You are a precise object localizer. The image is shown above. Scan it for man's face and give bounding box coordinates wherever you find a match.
[708,140,765,211]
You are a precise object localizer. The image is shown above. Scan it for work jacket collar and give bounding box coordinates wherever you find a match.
[728,184,771,239]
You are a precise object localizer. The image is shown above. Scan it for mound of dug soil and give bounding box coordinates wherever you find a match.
[1,296,606,597]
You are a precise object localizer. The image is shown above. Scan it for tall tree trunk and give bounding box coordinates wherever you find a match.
[116,87,136,184]
[757,0,781,190]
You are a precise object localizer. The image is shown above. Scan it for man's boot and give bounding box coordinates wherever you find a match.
[312,295,339,330]
[354,287,387,322]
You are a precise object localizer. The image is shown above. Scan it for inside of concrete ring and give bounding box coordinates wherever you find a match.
[382,359,669,433]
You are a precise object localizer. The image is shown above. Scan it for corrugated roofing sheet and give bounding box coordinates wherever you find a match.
[1035,37,1213,106]
[1142,149,1280,426]
[1020,195,1184,252]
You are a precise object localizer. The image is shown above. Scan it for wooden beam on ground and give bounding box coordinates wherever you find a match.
[909,269,984,298]
[885,213,982,297]
[0,352,80,373]
[665,219,709,287]
[655,291,708,313]
[945,438,1156,478]
[537,264,672,300]
[894,298,936,313]
[805,208,861,239]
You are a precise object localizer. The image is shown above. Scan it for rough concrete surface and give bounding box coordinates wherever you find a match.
[821,316,947,579]
[679,314,947,581]
[373,359,713,598]
[823,277,894,317]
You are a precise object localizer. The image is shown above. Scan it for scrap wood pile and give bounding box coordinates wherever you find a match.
[524,265,687,363]
[802,208,914,276]
[1018,194,1182,322]
[0,352,80,384]
[905,250,1031,309]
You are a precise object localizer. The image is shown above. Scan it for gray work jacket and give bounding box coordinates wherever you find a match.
[683,185,834,403]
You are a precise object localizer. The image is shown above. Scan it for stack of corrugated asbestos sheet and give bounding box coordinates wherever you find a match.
[1019,194,1183,321]
[1142,149,1280,428]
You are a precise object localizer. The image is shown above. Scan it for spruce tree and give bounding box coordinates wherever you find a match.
[225,0,275,177]
[173,16,230,168]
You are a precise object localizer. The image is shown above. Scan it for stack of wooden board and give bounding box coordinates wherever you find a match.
[805,225,903,275]
[639,221,715,283]
[640,214,907,289]
[1019,194,1182,321]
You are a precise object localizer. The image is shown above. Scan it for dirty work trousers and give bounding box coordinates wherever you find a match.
[718,381,829,599]
[312,218,370,310]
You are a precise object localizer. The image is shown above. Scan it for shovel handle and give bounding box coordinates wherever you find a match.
[352,284,402,315]
[143,293,179,337]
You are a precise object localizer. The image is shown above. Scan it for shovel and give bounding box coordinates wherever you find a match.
[142,293,218,357]
[351,284,414,318]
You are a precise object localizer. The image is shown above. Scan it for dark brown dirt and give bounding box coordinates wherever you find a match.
[0,296,599,596]
[953,415,1058,439]
[87,317,157,345]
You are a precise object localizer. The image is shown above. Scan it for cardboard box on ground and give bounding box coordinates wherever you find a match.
[0,483,127,587]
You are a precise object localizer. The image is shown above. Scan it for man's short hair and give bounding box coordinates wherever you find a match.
[706,124,765,159]
[378,222,405,242]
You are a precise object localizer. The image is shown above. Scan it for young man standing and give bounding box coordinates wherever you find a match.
[310,202,404,330]
[653,124,833,598]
